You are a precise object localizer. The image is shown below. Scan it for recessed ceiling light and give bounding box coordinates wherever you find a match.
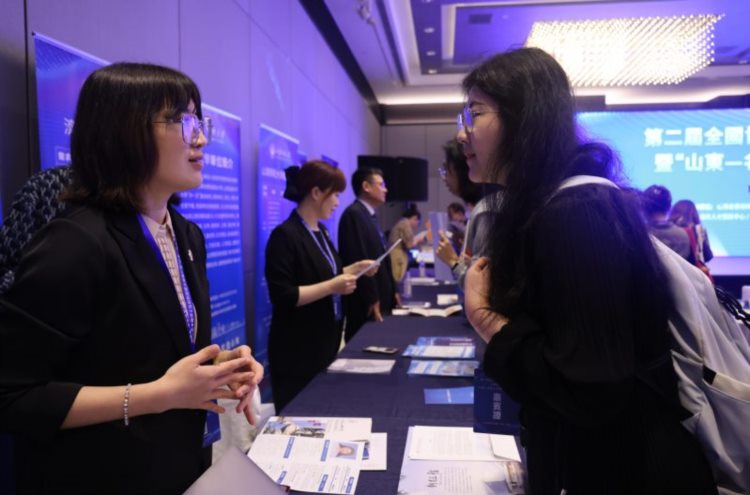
[424,27,435,34]
[426,50,436,56]
[526,14,723,87]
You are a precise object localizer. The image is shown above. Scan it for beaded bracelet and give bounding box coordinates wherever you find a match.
[123,383,132,427]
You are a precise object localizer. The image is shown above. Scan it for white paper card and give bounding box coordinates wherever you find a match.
[361,432,388,471]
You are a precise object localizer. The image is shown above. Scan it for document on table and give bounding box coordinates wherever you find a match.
[407,360,479,377]
[361,432,388,471]
[408,426,521,463]
[248,434,363,494]
[403,344,476,359]
[424,386,474,405]
[260,416,372,441]
[397,427,525,495]
[354,238,402,278]
[327,358,396,374]
[416,336,475,346]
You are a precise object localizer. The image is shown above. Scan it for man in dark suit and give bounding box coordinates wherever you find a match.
[338,167,398,341]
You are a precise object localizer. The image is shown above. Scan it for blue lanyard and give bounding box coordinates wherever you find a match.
[295,210,343,321]
[137,214,197,352]
[295,210,338,275]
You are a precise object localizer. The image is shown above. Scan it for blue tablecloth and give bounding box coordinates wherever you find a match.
[284,284,483,495]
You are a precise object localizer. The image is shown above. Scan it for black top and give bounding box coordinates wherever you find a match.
[265,212,343,384]
[483,185,716,494]
[0,205,212,494]
[337,201,397,339]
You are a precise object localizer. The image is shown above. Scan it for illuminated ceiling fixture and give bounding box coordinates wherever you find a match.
[525,14,723,87]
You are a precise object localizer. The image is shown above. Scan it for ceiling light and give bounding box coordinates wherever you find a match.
[427,69,438,74]
[424,27,435,34]
[426,50,436,56]
[525,14,723,87]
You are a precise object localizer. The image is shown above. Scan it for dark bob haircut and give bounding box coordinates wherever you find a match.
[284,160,346,203]
[64,62,203,210]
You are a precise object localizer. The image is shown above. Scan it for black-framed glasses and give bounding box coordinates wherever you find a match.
[153,113,213,145]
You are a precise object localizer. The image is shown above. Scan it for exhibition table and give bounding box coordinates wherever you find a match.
[283,288,484,494]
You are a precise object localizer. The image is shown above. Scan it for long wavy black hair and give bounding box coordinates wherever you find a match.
[462,48,633,314]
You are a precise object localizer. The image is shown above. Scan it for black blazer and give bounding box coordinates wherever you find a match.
[337,201,396,337]
[0,204,211,494]
[265,212,343,380]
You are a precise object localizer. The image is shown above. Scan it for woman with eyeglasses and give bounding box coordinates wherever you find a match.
[0,63,263,494]
[460,48,716,494]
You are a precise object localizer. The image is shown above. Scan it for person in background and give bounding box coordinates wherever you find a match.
[439,138,483,212]
[446,202,467,254]
[338,167,398,341]
[641,184,691,261]
[0,63,263,494]
[460,48,716,494]
[265,161,376,412]
[435,139,503,289]
[670,199,714,277]
[388,206,424,283]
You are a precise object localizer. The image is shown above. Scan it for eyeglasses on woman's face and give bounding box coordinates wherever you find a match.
[153,113,213,145]
[456,105,500,135]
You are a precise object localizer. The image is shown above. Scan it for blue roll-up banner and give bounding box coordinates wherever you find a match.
[178,104,247,352]
[33,33,108,170]
[254,124,300,401]
[32,33,247,349]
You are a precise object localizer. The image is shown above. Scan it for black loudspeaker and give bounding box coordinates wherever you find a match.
[357,155,428,202]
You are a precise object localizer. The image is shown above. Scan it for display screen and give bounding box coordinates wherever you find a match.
[578,108,750,259]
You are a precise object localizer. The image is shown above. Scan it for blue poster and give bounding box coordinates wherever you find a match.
[33,33,108,169]
[255,124,300,399]
[178,104,246,351]
[32,34,247,349]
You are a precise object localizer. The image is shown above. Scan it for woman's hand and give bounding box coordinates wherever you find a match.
[215,345,264,425]
[155,344,255,415]
[436,230,459,267]
[345,259,378,277]
[464,257,509,343]
[329,273,357,295]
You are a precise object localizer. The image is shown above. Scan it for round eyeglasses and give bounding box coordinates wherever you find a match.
[153,113,213,145]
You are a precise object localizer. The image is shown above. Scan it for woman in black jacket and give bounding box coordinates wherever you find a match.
[0,63,263,494]
[265,160,375,412]
[459,48,717,494]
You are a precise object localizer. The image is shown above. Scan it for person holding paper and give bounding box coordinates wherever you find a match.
[338,167,399,341]
[0,63,263,494]
[387,206,425,283]
[265,161,376,412]
[459,49,716,494]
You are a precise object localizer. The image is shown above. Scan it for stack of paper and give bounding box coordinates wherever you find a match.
[403,344,476,359]
[397,426,524,495]
[327,358,396,374]
[407,360,479,377]
[248,416,388,494]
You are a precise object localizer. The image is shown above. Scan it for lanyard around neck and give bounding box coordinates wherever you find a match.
[137,214,197,351]
[295,210,337,275]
